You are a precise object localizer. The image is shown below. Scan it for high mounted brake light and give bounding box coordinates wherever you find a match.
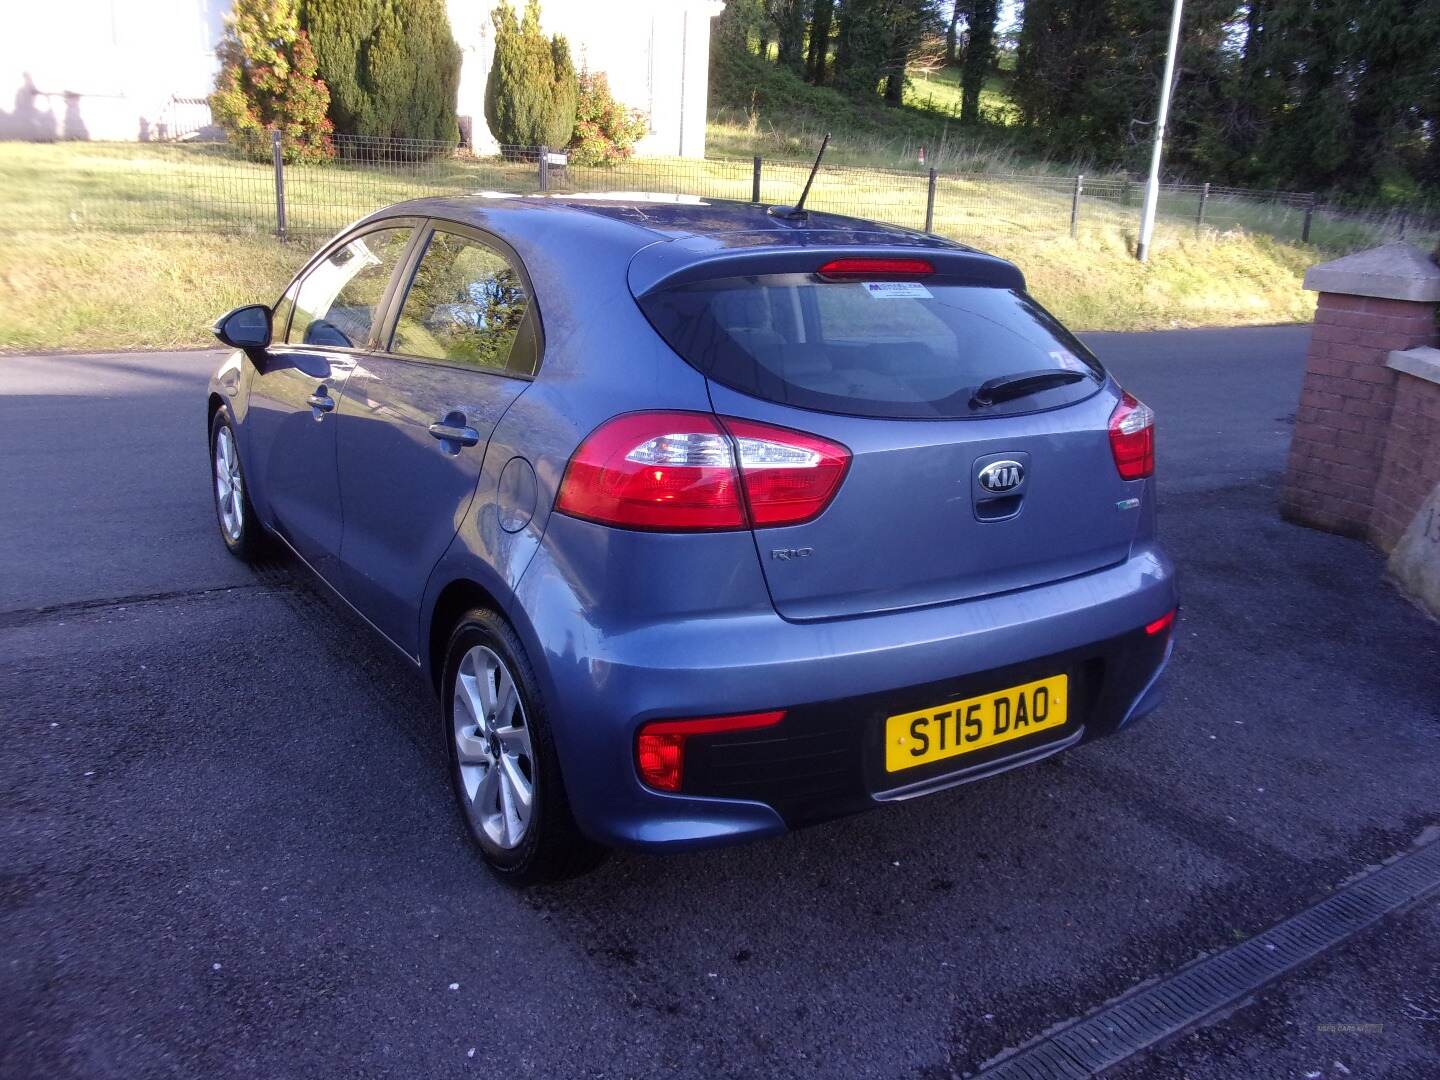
[817,257,934,279]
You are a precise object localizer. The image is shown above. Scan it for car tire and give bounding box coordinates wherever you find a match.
[442,608,606,884]
[209,409,266,562]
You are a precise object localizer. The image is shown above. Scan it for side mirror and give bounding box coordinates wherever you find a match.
[302,318,354,349]
[213,305,272,351]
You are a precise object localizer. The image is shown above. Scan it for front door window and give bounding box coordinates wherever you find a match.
[289,227,414,350]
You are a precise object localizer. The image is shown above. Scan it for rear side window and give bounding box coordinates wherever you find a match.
[638,275,1104,419]
[389,230,537,375]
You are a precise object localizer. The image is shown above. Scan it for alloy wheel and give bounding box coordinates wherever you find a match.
[214,426,244,542]
[452,645,536,849]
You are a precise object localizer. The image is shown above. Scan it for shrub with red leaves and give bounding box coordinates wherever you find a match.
[567,71,648,167]
[210,0,335,163]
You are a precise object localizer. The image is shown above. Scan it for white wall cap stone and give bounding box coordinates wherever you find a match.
[1387,346,1440,387]
[1303,242,1440,301]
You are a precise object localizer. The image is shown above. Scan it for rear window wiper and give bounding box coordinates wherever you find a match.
[970,369,1088,408]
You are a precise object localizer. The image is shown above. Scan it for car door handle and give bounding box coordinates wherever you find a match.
[308,392,335,412]
[428,421,480,447]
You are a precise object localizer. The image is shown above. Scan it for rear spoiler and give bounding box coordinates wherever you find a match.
[628,235,1027,298]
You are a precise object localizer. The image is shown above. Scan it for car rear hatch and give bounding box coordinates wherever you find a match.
[632,242,1150,622]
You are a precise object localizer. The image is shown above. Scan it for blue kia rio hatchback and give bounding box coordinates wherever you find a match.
[207,193,1177,882]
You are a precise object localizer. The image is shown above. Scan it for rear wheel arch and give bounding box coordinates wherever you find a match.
[438,603,606,881]
[427,578,505,694]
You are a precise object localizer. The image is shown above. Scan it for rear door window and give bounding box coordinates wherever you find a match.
[388,229,537,376]
[638,275,1104,419]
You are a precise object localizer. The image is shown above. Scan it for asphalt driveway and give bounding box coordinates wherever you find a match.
[3,326,1438,1079]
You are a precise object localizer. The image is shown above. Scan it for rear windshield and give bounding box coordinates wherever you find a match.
[638,274,1105,419]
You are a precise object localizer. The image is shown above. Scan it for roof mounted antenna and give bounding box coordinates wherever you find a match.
[771,132,830,219]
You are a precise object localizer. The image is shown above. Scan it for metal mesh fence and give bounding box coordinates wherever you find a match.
[761,159,931,229]
[933,173,1085,241]
[2,132,1435,254]
[552,153,755,203]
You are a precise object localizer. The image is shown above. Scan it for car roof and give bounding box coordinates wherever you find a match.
[357,191,1021,299]
[370,191,962,250]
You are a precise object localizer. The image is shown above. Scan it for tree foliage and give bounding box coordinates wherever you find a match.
[1198,0,1440,197]
[720,0,944,103]
[1014,0,1231,169]
[484,0,578,149]
[807,0,836,83]
[1014,0,1440,199]
[772,1,808,74]
[568,72,649,166]
[714,0,1440,199]
[210,0,336,162]
[302,0,461,147]
[833,0,938,102]
[956,0,998,125]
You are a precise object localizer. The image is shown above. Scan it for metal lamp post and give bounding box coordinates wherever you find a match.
[1136,0,1184,263]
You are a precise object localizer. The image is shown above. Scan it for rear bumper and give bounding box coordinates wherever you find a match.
[510,530,1177,851]
[679,621,1173,827]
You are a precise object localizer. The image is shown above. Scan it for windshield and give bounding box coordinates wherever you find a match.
[638,275,1105,420]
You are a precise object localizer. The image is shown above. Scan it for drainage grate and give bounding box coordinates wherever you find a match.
[974,836,1440,1079]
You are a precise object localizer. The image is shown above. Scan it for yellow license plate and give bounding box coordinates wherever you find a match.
[885,674,1069,773]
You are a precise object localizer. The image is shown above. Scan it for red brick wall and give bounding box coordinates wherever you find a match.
[1372,372,1440,550]
[1281,293,1439,539]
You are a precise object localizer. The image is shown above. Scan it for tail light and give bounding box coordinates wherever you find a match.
[721,417,850,527]
[555,411,849,531]
[554,412,743,530]
[1108,391,1155,480]
[635,710,786,791]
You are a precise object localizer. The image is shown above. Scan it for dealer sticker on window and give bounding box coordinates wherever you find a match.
[861,281,932,300]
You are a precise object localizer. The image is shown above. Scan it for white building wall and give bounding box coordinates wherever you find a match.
[454,0,723,158]
[1,0,722,156]
[0,0,226,141]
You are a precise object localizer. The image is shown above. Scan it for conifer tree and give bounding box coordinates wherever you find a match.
[484,0,579,150]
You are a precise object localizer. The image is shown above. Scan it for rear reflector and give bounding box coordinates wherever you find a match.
[555,412,849,531]
[817,257,934,279]
[636,710,786,792]
[1146,609,1176,636]
[1109,390,1156,480]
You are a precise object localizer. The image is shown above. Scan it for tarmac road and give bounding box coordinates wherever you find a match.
[3,326,1438,1079]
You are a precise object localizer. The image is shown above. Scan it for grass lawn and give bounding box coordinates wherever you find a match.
[0,230,309,352]
[903,64,1021,128]
[0,140,1319,353]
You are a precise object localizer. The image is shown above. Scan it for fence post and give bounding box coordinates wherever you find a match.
[752,155,762,204]
[1070,174,1084,238]
[924,168,937,233]
[1121,178,1132,206]
[1397,209,1408,238]
[1302,193,1316,243]
[270,129,287,240]
[538,146,549,193]
[1196,182,1209,234]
